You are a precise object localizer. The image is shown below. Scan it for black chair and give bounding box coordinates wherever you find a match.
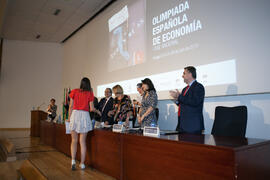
[211,106,247,137]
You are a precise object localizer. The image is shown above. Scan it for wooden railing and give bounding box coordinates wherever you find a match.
[0,138,16,162]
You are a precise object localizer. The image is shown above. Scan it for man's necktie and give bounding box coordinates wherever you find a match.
[178,85,190,117]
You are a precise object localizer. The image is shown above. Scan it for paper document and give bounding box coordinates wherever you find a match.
[65,121,71,134]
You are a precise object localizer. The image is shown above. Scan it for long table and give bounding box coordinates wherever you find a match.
[40,120,270,180]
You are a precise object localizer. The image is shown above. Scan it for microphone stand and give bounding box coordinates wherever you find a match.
[37,102,45,110]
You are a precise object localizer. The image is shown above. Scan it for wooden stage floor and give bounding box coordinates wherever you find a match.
[0,129,115,180]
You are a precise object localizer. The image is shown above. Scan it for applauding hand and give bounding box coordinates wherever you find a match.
[169,89,180,100]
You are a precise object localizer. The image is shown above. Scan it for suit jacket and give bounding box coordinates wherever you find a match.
[177,80,205,133]
[98,97,114,125]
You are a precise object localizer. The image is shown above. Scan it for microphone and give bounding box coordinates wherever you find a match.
[37,102,45,110]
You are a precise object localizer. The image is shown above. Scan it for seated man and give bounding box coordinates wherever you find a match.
[98,88,114,125]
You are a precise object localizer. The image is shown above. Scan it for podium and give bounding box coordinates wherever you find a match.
[30,110,48,137]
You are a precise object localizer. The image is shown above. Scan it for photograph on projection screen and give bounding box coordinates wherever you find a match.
[108,0,145,72]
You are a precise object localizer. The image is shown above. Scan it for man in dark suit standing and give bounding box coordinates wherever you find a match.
[170,66,205,134]
[98,88,114,125]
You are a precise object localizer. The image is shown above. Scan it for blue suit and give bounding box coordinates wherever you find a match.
[176,80,205,134]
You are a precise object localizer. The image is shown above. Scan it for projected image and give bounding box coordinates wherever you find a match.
[94,0,270,98]
[108,0,145,72]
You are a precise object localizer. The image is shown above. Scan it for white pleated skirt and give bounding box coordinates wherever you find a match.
[69,110,92,133]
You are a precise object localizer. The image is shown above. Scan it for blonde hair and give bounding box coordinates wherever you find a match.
[112,85,123,95]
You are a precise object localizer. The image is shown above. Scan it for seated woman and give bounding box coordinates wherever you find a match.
[108,85,133,127]
[47,98,57,122]
[138,78,158,127]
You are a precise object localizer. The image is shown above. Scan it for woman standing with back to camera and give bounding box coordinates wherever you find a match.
[67,77,101,170]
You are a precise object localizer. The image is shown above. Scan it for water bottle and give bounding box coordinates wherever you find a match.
[92,119,95,129]
[58,115,61,124]
[129,121,133,128]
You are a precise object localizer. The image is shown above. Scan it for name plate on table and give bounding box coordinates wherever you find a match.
[143,126,160,137]
[112,124,125,133]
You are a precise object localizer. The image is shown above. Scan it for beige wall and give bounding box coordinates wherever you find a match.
[62,19,107,94]
[0,39,62,128]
